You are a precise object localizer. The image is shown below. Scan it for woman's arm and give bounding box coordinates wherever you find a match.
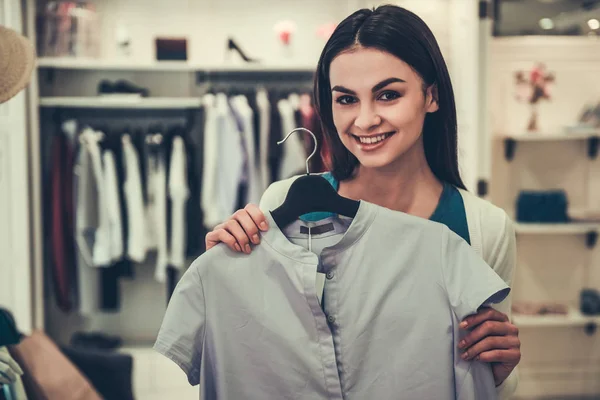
[459,212,520,398]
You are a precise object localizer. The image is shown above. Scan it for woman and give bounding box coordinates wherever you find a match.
[206,5,520,398]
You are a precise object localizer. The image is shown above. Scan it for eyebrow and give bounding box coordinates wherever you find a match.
[331,77,406,95]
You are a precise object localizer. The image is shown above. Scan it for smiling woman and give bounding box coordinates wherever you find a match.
[204,4,520,399]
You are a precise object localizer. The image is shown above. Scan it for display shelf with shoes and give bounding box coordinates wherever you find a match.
[39,96,202,109]
[514,222,600,235]
[513,307,600,328]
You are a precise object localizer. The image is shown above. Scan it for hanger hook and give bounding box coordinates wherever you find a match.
[277,127,318,175]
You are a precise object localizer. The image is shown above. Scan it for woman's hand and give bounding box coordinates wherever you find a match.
[205,204,269,254]
[458,307,521,386]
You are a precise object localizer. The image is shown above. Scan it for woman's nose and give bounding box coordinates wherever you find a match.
[353,104,381,131]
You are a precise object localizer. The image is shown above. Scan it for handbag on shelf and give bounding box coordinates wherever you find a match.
[516,190,569,223]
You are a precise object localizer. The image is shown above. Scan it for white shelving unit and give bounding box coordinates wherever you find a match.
[513,308,600,328]
[501,128,600,142]
[36,57,317,73]
[515,222,600,235]
[39,96,202,109]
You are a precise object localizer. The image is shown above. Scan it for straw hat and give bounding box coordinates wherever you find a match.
[0,25,35,104]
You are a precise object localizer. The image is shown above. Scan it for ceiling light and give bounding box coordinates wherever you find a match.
[588,19,600,30]
[539,18,554,30]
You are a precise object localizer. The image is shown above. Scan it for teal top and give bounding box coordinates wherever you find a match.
[300,172,470,245]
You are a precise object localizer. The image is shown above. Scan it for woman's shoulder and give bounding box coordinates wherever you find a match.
[457,189,516,280]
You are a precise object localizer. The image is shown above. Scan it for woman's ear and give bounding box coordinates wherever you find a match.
[426,84,439,113]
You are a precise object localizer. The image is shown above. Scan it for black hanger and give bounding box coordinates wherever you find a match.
[270,128,359,228]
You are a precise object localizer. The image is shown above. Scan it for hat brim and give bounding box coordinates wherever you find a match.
[0,27,35,104]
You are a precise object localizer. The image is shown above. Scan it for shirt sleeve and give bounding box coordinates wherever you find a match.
[486,213,519,399]
[154,261,206,386]
[441,225,511,400]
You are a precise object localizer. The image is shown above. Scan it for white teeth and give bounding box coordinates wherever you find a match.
[358,134,388,144]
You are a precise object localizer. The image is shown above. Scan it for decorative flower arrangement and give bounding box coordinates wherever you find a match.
[273,19,297,47]
[514,62,555,132]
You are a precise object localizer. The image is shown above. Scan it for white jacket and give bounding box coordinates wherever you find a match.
[258,176,519,400]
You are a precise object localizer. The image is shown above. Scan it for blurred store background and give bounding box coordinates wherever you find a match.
[1,0,600,399]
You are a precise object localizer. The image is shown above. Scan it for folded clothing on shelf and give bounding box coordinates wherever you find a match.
[516,190,569,223]
[512,301,569,316]
[97,80,149,97]
[581,289,600,316]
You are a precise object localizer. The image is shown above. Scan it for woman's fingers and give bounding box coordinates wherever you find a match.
[461,334,520,361]
[233,208,261,245]
[205,228,240,252]
[244,204,269,231]
[224,219,252,253]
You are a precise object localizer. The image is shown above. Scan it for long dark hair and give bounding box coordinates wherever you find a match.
[314,5,465,190]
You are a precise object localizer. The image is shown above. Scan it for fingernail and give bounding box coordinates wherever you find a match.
[234,243,241,252]
[459,340,466,349]
[245,244,251,253]
[460,321,468,329]
[461,351,469,360]
[252,234,260,244]
[260,222,268,231]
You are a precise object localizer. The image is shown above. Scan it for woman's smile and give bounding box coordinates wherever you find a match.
[350,131,396,151]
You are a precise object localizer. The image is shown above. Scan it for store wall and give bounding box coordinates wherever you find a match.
[490,36,600,398]
[37,0,481,346]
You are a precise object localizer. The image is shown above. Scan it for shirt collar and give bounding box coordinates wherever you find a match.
[261,200,378,263]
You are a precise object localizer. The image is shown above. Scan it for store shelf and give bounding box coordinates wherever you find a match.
[39,96,202,109]
[513,308,600,329]
[515,222,600,235]
[501,127,600,161]
[37,57,196,71]
[36,57,317,73]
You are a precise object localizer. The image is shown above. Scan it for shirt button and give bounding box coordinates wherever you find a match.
[326,271,334,280]
[327,315,336,324]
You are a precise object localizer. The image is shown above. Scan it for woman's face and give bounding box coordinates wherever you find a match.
[329,47,438,171]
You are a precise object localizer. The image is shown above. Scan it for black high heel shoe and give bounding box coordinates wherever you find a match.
[227,38,259,63]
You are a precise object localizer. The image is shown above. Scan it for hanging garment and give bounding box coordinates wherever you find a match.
[168,136,189,271]
[73,140,101,315]
[256,89,271,192]
[102,150,123,262]
[277,98,306,179]
[210,93,244,225]
[200,94,220,228]
[231,95,262,205]
[85,129,112,268]
[155,201,509,400]
[49,130,76,311]
[147,141,169,282]
[122,134,147,263]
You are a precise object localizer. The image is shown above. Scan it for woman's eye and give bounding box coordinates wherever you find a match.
[336,95,356,105]
[378,91,400,101]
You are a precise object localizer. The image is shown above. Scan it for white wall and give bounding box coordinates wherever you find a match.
[490,36,600,399]
[0,0,33,334]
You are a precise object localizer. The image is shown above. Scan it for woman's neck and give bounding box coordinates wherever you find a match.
[338,151,444,219]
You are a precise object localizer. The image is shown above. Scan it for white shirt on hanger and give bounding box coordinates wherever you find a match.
[200,94,220,228]
[277,98,306,179]
[147,140,169,282]
[215,93,244,224]
[168,136,190,270]
[122,134,147,263]
[231,95,262,205]
[84,128,111,267]
[102,149,124,262]
[73,137,100,315]
[256,88,271,192]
